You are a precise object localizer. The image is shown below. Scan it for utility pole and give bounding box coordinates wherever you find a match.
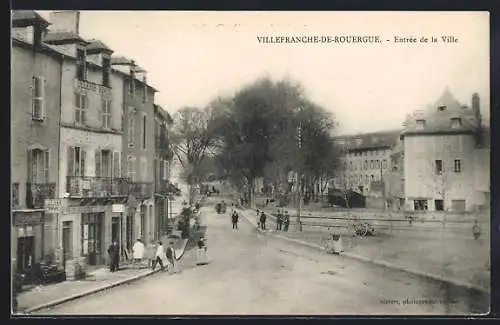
[296,110,303,232]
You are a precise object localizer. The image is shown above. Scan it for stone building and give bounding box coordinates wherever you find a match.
[11,11,61,272]
[401,88,489,212]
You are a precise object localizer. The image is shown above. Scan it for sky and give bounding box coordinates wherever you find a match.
[38,11,490,134]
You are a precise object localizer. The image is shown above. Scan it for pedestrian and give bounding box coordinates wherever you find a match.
[107,240,120,272]
[256,209,261,229]
[260,211,267,230]
[146,240,157,268]
[232,210,239,229]
[152,241,166,271]
[166,241,178,274]
[132,239,145,269]
[284,211,290,232]
[276,209,283,231]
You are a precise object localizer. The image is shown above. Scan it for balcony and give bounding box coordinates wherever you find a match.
[66,176,128,198]
[74,79,111,97]
[26,183,56,209]
[129,182,153,199]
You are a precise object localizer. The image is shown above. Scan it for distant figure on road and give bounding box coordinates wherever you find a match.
[152,241,166,271]
[276,209,283,231]
[231,210,239,229]
[283,211,290,232]
[260,211,267,230]
[107,240,120,272]
[166,241,178,273]
[256,209,261,228]
[132,239,145,269]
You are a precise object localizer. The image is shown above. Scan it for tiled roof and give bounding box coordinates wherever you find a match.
[110,56,133,65]
[155,105,174,124]
[402,88,479,137]
[12,10,50,28]
[86,39,113,54]
[43,30,89,45]
[334,129,402,151]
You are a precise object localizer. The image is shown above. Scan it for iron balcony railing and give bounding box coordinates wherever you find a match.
[66,176,129,198]
[129,182,153,199]
[26,183,56,209]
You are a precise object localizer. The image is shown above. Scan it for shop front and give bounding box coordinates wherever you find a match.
[12,210,44,273]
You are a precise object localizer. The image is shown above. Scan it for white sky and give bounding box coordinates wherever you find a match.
[38,11,490,134]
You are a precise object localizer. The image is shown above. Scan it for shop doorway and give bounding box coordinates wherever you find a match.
[81,213,104,265]
[17,236,35,273]
[62,221,73,267]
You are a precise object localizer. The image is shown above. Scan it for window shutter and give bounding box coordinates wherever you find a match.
[95,150,102,177]
[67,146,74,177]
[112,151,120,178]
[27,149,33,183]
[44,149,50,183]
[31,77,36,117]
[81,149,86,177]
[41,77,46,119]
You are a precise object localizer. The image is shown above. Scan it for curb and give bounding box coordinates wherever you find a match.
[239,208,489,295]
[23,237,194,314]
[23,268,162,314]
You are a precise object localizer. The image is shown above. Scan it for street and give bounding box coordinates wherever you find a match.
[33,206,485,315]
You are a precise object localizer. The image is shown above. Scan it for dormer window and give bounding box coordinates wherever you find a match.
[437,105,446,112]
[416,119,426,130]
[451,117,462,129]
[76,48,87,81]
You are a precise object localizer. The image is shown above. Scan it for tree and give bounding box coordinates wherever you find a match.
[170,106,219,203]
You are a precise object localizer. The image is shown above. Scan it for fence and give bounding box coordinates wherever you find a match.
[261,209,489,240]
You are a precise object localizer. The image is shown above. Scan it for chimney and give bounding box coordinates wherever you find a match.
[49,11,80,34]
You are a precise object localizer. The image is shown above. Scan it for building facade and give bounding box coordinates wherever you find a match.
[11,11,61,272]
[402,89,489,212]
[332,130,400,196]
[44,11,128,267]
[112,57,157,247]
[153,104,175,234]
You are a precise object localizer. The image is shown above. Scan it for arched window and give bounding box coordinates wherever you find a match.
[364,160,368,169]
[383,159,387,169]
[370,160,374,169]
[376,160,380,169]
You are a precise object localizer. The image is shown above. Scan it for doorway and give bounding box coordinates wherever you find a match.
[17,236,35,273]
[62,221,73,267]
[81,213,104,265]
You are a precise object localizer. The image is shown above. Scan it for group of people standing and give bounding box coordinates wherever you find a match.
[106,238,179,274]
[275,209,290,232]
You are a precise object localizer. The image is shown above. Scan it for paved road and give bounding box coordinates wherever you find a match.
[34,205,486,315]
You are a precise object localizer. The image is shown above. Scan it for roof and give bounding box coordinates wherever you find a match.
[333,129,402,151]
[86,39,113,54]
[111,56,134,65]
[402,88,480,137]
[43,30,90,45]
[155,104,174,124]
[12,10,50,28]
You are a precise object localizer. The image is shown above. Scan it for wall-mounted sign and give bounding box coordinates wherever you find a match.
[112,204,126,213]
[45,199,63,214]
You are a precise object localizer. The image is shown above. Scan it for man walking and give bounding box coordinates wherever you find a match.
[260,211,267,231]
[152,241,166,271]
[107,240,120,272]
[166,241,178,274]
[231,210,239,229]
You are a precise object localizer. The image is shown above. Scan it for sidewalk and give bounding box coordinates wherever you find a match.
[16,238,191,314]
[239,208,490,293]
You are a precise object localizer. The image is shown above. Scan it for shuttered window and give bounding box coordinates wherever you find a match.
[127,156,136,182]
[32,76,46,120]
[27,148,49,183]
[113,151,121,178]
[102,99,111,129]
[75,93,87,124]
[67,146,86,177]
